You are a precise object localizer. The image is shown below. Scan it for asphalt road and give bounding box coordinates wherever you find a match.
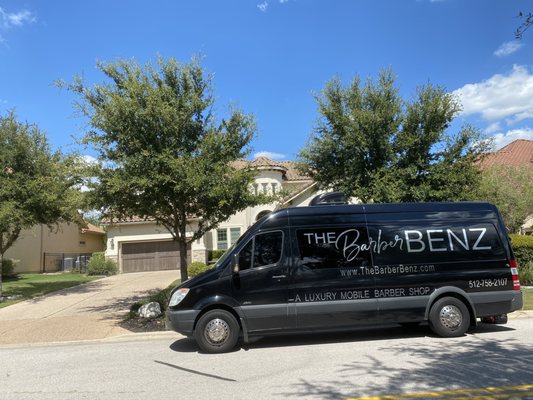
[1,319,533,400]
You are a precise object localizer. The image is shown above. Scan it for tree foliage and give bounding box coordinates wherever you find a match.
[61,56,264,280]
[516,11,533,39]
[299,69,488,203]
[0,111,83,296]
[475,166,533,233]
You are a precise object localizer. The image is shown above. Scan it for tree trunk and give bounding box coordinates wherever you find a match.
[179,239,188,282]
[0,252,4,299]
[178,219,189,282]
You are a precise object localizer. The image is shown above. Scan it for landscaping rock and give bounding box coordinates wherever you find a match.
[137,302,162,319]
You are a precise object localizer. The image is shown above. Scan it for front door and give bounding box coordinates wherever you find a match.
[231,230,292,333]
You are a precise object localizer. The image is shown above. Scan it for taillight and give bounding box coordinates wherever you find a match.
[509,259,521,290]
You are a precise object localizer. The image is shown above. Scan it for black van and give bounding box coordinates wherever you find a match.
[167,195,523,353]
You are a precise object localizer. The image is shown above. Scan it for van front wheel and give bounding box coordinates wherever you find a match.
[194,310,240,353]
[429,297,470,337]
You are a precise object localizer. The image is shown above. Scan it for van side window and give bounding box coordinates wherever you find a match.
[296,227,371,270]
[239,231,283,271]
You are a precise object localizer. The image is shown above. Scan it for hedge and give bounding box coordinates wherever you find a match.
[510,234,533,285]
[1,259,16,278]
[509,234,533,266]
[188,261,211,278]
[86,252,118,276]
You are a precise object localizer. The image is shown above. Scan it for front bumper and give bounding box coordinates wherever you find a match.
[166,309,200,336]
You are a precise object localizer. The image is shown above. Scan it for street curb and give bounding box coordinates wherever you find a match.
[0,330,186,350]
[509,309,533,319]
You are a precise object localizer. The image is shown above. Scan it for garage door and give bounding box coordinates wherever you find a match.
[121,241,191,273]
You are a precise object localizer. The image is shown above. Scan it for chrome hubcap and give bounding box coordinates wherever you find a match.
[204,318,230,345]
[440,305,462,329]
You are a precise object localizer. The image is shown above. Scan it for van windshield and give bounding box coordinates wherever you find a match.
[213,241,238,269]
[213,213,272,270]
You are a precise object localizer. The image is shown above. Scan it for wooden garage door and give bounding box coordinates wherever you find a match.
[121,241,191,273]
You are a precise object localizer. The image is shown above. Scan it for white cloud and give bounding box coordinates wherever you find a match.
[494,41,523,57]
[254,151,286,160]
[491,128,533,150]
[453,65,533,122]
[81,155,99,165]
[257,1,268,12]
[0,7,36,29]
[279,0,289,3]
[484,122,501,134]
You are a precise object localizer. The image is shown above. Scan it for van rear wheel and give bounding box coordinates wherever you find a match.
[429,297,470,337]
[194,310,240,353]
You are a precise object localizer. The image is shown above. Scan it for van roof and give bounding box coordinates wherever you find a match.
[285,201,496,217]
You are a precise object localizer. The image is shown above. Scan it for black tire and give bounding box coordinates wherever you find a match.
[194,310,240,353]
[429,297,470,337]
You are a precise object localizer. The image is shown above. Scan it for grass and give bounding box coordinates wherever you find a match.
[0,273,101,309]
[523,288,533,310]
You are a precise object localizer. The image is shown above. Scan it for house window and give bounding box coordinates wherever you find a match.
[230,227,241,245]
[262,183,268,194]
[253,184,259,196]
[272,183,277,194]
[217,229,228,250]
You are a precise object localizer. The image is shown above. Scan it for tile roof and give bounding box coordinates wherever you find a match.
[233,157,311,181]
[82,223,106,235]
[480,139,533,168]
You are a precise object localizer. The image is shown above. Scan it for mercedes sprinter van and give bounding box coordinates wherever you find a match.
[167,195,523,353]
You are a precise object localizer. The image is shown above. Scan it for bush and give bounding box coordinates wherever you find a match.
[188,261,210,278]
[1,258,15,278]
[209,250,226,261]
[86,252,117,276]
[509,234,533,267]
[519,262,533,286]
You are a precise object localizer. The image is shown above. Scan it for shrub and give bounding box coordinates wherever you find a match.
[188,261,210,278]
[509,234,533,267]
[86,252,117,276]
[209,250,226,261]
[1,258,16,278]
[519,262,533,286]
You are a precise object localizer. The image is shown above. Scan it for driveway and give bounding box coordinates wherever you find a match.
[0,271,179,346]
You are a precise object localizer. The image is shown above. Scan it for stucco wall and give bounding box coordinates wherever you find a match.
[5,223,105,273]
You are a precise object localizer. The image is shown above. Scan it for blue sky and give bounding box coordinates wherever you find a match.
[1,0,533,161]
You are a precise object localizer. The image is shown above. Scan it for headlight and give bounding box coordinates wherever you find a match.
[169,288,190,307]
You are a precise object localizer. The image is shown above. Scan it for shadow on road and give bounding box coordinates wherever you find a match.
[168,323,516,356]
[274,326,533,399]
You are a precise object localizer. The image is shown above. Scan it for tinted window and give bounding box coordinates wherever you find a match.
[296,226,372,270]
[368,223,505,265]
[238,231,283,271]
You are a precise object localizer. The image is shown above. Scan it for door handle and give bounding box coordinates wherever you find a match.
[272,275,287,279]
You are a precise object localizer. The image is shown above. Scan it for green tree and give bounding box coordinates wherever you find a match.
[299,69,488,203]
[475,166,533,233]
[516,11,533,39]
[0,111,83,296]
[60,56,264,281]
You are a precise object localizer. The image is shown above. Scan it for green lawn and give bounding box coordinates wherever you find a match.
[523,288,533,310]
[0,273,101,309]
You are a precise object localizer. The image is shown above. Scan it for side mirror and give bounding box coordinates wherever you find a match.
[232,253,240,274]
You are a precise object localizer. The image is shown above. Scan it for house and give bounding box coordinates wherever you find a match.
[5,223,106,273]
[104,157,319,273]
[479,139,533,234]
[480,139,533,168]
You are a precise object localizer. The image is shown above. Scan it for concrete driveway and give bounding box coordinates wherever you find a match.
[0,271,179,346]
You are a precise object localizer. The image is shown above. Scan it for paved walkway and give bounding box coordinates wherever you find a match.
[0,271,179,345]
